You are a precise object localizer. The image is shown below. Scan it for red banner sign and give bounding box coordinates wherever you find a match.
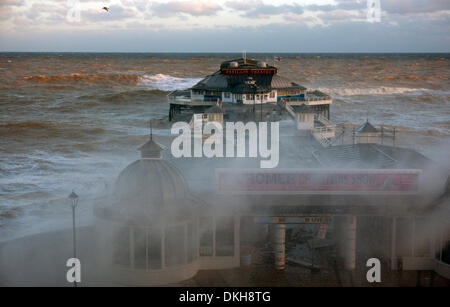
[221,68,277,75]
[216,169,420,194]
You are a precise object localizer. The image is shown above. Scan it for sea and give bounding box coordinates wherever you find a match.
[0,53,449,241]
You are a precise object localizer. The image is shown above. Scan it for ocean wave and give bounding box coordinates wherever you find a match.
[23,73,141,85]
[21,72,202,91]
[320,87,430,97]
[97,89,167,103]
[138,74,201,91]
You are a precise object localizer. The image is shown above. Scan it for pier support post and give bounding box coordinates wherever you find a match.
[390,217,397,270]
[344,215,357,271]
[272,224,286,270]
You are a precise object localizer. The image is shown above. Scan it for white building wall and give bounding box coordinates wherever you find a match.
[191,90,204,102]
[241,91,277,105]
[221,92,233,103]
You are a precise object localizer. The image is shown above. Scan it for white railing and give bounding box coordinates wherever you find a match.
[282,96,331,103]
[312,129,332,147]
[315,114,332,127]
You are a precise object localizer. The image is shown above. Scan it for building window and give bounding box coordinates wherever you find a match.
[215,216,235,256]
[187,222,197,263]
[200,217,213,256]
[113,226,131,267]
[134,227,147,269]
[270,92,275,98]
[224,92,230,99]
[165,225,185,266]
[264,95,268,100]
[396,218,413,257]
[148,229,162,269]
[414,218,431,257]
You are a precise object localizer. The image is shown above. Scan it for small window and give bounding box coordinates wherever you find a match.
[165,225,185,266]
[200,217,213,256]
[148,230,162,269]
[224,92,230,98]
[270,92,275,98]
[113,226,130,267]
[134,227,147,269]
[215,216,235,256]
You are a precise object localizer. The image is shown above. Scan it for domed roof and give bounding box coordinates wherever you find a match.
[103,136,191,222]
[115,159,188,210]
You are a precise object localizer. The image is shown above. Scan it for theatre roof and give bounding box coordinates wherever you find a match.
[191,71,306,93]
[313,144,432,169]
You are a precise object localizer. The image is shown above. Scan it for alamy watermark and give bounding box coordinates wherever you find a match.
[367,0,381,23]
[171,121,279,169]
[66,0,81,23]
[66,257,81,284]
[366,258,381,282]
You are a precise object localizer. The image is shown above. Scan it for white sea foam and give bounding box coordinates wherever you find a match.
[138,74,202,91]
[319,87,430,97]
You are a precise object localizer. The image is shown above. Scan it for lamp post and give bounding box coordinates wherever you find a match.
[68,190,79,287]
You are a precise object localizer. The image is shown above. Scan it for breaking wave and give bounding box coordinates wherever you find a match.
[138,74,201,91]
[21,73,202,91]
[23,73,141,85]
[320,87,431,97]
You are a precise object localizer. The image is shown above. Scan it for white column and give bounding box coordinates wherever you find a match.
[273,223,286,270]
[184,223,188,264]
[234,215,240,259]
[196,217,200,259]
[161,228,165,269]
[212,216,216,257]
[146,228,149,271]
[411,217,416,257]
[344,216,357,271]
[130,227,135,269]
[391,217,397,270]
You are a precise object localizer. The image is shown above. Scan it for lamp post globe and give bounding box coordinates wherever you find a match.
[69,191,78,208]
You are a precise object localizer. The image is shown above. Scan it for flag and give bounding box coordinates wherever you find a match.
[274,56,282,62]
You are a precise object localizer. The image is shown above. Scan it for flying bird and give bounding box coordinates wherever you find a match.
[102,7,109,12]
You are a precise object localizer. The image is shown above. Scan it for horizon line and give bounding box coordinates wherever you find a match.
[1,51,449,54]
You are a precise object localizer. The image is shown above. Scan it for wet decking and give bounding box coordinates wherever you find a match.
[178,263,450,287]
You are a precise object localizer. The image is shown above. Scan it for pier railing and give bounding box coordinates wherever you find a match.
[329,124,397,147]
[280,92,332,105]
[168,90,220,106]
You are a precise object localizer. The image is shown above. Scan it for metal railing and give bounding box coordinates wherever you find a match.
[315,114,333,127]
[312,130,332,147]
[281,95,332,103]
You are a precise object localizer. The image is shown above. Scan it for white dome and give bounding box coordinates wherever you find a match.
[114,159,188,212]
[257,61,267,68]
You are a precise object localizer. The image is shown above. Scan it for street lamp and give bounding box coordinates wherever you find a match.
[68,190,79,287]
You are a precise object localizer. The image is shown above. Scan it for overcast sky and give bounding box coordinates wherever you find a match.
[0,0,449,52]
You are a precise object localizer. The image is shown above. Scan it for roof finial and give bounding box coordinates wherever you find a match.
[139,121,164,159]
